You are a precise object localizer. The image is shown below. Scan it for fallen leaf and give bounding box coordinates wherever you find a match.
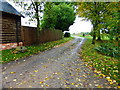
[117,86,120,88]
[22,81,26,84]
[39,81,44,84]
[106,77,110,80]
[76,68,80,71]
[34,70,38,72]
[43,65,48,68]
[71,83,75,85]
[5,77,7,79]
[13,79,17,82]
[20,74,23,76]
[95,84,99,87]
[10,72,16,74]
[45,77,50,80]
[46,84,49,87]
[113,80,116,83]
[110,82,113,84]
[97,85,102,88]
[75,85,78,87]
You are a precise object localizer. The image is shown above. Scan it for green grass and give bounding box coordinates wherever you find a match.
[80,35,119,87]
[79,35,93,39]
[1,37,74,63]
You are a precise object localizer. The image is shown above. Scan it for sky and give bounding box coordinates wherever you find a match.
[69,16,93,34]
[7,0,93,33]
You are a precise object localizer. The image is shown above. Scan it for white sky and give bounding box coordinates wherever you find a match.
[69,16,93,34]
[7,0,93,33]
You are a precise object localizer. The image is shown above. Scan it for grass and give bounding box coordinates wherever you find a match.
[1,37,74,63]
[79,35,119,87]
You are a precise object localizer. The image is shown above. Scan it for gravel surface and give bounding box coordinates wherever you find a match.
[2,37,113,88]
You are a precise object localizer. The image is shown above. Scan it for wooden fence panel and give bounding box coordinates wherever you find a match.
[21,26,63,46]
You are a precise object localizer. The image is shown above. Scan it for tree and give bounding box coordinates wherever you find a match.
[77,2,119,44]
[11,0,44,43]
[77,2,107,44]
[103,2,120,42]
[41,3,75,32]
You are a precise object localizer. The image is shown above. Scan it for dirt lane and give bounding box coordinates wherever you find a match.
[2,37,113,88]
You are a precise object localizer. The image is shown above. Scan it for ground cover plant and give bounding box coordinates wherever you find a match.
[79,35,119,87]
[1,37,74,63]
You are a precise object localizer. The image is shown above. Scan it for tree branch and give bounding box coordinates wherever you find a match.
[31,0,36,10]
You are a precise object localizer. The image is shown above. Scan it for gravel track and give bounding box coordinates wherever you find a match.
[2,37,113,88]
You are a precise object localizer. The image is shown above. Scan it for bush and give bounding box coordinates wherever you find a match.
[64,32,70,37]
[95,43,120,58]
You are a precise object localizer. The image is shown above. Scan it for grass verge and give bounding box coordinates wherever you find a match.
[1,37,74,63]
[80,35,119,87]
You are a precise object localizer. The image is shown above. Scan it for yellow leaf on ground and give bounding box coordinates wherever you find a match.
[110,82,113,84]
[43,65,48,68]
[71,83,75,85]
[46,84,49,87]
[39,81,43,84]
[97,85,102,88]
[34,70,38,72]
[117,86,120,88]
[101,74,106,77]
[106,77,110,80]
[66,87,70,88]
[45,77,50,80]
[10,72,16,74]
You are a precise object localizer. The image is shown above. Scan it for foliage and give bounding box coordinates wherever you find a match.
[80,35,119,87]
[64,32,71,37]
[95,43,120,58]
[77,2,120,44]
[41,3,75,32]
[103,3,120,42]
[1,37,74,63]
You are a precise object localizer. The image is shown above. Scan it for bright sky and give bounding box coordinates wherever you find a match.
[7,0,93,33]
[69,16,93,34]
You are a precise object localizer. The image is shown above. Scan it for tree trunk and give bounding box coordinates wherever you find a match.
[97,29,101,41]
[35,2,40,44]
[92,22,97,44]
[92,33,96,44]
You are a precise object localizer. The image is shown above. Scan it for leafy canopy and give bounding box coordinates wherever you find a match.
[41,3,75,32]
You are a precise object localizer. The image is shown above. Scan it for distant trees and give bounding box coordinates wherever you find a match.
[77,2,119,44]
[41,3,76,32]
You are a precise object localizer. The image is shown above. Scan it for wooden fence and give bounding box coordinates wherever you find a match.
[21,26,63,46]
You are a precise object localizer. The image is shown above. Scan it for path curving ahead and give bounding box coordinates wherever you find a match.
[2,37,113,88]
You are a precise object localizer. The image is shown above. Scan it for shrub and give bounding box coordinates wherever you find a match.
[64,32,70,37]
[95,43,120,58]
